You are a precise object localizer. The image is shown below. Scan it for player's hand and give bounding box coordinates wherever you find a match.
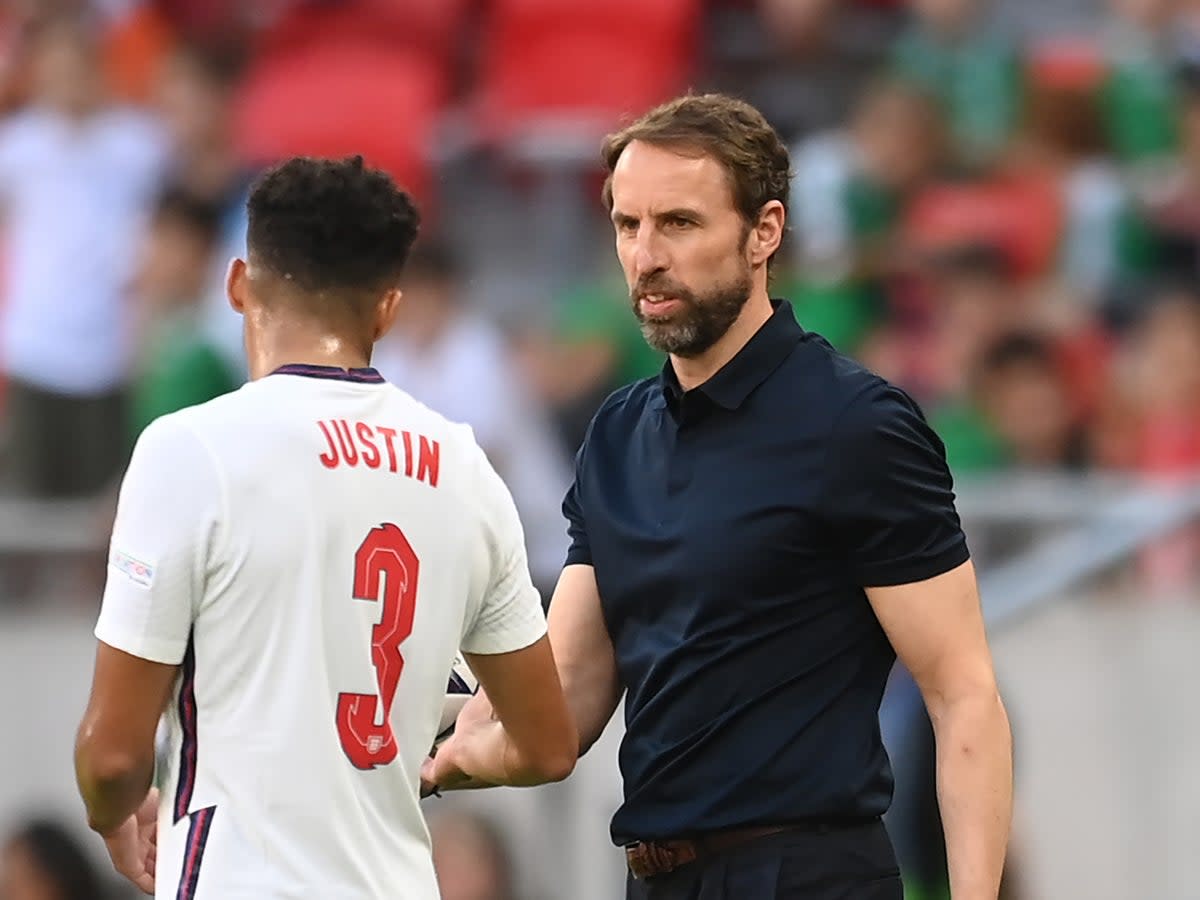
[421,733,475,795]
[422,693,504,794]
[101,787,158,895]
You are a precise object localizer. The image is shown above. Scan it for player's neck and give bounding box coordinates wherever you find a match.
[247,329,373,380]
[669,288,774,392]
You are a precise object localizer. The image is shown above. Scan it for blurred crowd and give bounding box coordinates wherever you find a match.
[1,0,1200,897]
[1,0,1199,510]
[0,809,520,900]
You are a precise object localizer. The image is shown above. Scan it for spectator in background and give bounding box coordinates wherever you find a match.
[1130,61,1200,286]
[1013,44,1156,302]
[0,819,107,900]
[1093,286,1200,588]
[519,278,665,455]
[791,78,945,278]
[1095,286,1200,473]
[0,13,167,498]
[862,244,1028,475]
[974,332,1089,469]
[429,810,517,900]
[704,0,902,142]
[127,186,237,440]
[891,0,1022,166]
[1100,0,1180,165]
[152,38,251,376]
[787,78,945,351]
[371,240,572,598]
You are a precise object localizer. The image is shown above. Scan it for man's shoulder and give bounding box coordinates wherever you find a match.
[783,331,927,431]
[588,376,661,430]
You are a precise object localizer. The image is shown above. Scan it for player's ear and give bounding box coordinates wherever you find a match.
[373,287,403,342]
[226,258,249,315]
[747,201,785,269]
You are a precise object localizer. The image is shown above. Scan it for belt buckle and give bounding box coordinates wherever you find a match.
[625,841,694,879]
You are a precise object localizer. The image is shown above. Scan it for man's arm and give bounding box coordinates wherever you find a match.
[547,563,622,755]
[867,559,1012,900]
[74,416,216,892]
[75,644,178,835]
[441,635,578,787]
[427,564,622,792]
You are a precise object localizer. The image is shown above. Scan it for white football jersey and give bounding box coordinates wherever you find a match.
[95,364,548,899]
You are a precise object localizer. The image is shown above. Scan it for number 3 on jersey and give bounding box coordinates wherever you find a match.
[336,524,418,770]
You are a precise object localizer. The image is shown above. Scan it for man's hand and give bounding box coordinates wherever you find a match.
[420,693,498,796]
[101,787,158,895]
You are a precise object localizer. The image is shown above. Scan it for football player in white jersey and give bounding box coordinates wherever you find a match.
[74,156,577,899]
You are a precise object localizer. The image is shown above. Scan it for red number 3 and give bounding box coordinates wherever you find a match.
[336,524,419,770]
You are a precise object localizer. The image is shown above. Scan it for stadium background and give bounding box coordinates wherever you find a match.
[2,0,1200,898]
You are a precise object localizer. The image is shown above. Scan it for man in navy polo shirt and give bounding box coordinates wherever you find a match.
[430,93,1012,900]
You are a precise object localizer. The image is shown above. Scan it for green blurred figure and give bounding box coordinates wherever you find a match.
[891,0,1022,166]
[1100,0,1180,164]
[129,186,239,441]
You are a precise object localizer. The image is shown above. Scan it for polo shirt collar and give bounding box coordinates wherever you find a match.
[656,298,804,411]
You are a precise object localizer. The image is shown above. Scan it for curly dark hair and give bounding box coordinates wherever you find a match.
[246,156,421,306]
[600,93,792,234]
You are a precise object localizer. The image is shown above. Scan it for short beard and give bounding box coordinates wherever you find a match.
[631,268,753,358]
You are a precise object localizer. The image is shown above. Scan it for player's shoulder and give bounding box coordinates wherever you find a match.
[164,383,255,430]
[126,408,217,480]
[380,383,481,447]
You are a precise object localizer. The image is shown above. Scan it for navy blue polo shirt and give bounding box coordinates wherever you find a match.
[562,299,969,845]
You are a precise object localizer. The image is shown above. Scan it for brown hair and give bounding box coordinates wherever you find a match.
[601,93,793,230]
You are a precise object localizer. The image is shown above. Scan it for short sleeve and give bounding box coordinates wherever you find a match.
[460,446,548,655]
[822,384,970,587]
[562,441,592,567]
[95,416,222,664]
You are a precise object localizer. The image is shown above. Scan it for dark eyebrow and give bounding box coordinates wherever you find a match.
[611,211,638,227]
[657,208,703,224]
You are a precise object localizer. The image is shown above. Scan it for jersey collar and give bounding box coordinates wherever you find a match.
[269,363,386,384]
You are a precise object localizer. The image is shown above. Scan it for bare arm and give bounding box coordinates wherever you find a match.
[867,559,1012,900]
[76,643,178,835]
[547,563,623,755]
[427,564,622,792]
[426,634,577,789]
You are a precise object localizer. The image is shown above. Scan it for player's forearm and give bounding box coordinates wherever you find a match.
[75,746,155,836]
[450,721,573,787]
[931,690,1013,900]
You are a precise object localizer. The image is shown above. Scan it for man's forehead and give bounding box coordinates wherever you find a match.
[610,141,732,210]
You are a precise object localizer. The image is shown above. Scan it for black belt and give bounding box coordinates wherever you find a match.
[625,819,878,880]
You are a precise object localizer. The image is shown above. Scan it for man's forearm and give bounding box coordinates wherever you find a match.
[932,690,1013,899]
[76,753,154,836]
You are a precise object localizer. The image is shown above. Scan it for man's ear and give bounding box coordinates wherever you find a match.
[374,287,403,342]
[226,258,248,314]
[748,201,785,269]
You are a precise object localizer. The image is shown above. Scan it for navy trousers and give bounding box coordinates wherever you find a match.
[625,821,903,900]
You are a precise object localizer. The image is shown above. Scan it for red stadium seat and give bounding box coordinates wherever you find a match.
[903,175,1065,281]
[232,41,446,204]
[231,1,476,205]
[475,0,701,154]
[256,0,473,60]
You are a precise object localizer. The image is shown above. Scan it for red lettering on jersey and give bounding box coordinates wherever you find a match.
[334,420,359,466]
[401,431,414,478]
[417,436,441,487]
[319,421,439,487]
[357,422,381,469]
[375,426,399,473]
[317,421,340,468]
